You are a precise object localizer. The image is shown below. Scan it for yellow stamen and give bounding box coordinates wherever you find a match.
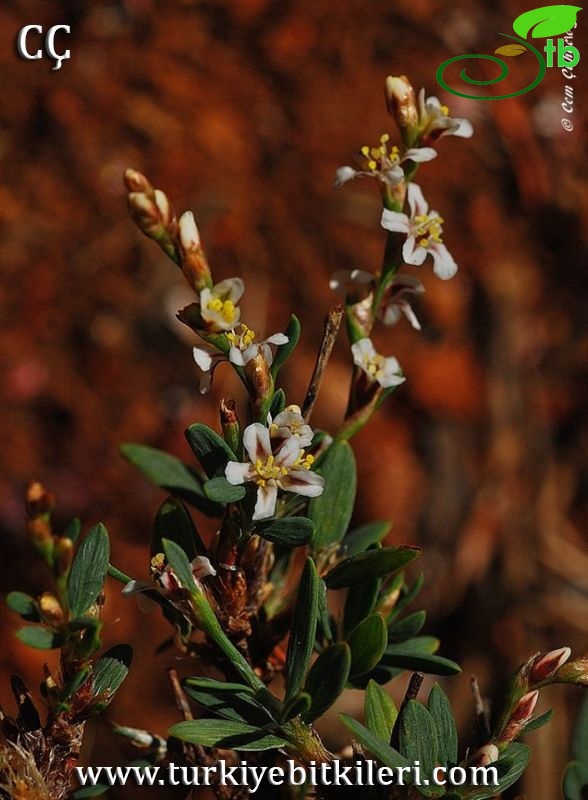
[361,352,386,382]
[227,324,256,348]
[207,296,238,324]
[441,105,449,116]
[413,213,444,248]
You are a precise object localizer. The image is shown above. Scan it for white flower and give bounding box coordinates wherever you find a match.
[227,324,288,367]
[269,404,314,447]
[225,423,324,520]
[417,89,473,144]
[122,554,216,612]
[200,277,244,332]
[381,183,457,280]
[335,133,437,188]
[193,344,227,394]
[378,274,425,330]
[351,338,406,388]
[329,269,374,300]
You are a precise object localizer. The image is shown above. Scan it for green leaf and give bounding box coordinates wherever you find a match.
[383,645,461,677]
[62,666,92,701]
[6,592,40,622]
[152,497,203,560]
[281,692,312,723]
[428,684,458,765]
[563,761,588,800]
[120,443,212,509]
[204,477,246,504]
[162,539,197,594]
[270,315,301,378]
[365,680,397,742]
[285,558,319,702]
[387,573,424,621]
[309,440,357,551]
[185,423,236,479]
[573,692,588,762]
[343,578,381,636]
[399,701,439,787]
[169,719,288,751]
[324,546,420,590]
[304,643,351,722]
[91,644,133,706]
[68,523,110,617]
[347,613,388,678]
[467,742,530,800]
[523,708,554,735]
[340,715,409,769]
[16,626,63,649]
[255,517,315,547]
[270,388,286,416]
[344,520,391,556]
[183,678,274,726]
[388,610,426,643]
[513,5,582,38]
[316,578,333,643]
[64,517,81,543]
[386,636,440,655]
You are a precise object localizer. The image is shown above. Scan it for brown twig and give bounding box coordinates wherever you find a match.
[390,671,424,748]
[470,675,491,744]
[168,668,192,721]
[302,306,344,422]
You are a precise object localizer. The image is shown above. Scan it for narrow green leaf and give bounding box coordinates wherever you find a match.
[270,315,301,378]
[170,719,288,751]
[309,440,357,551]
[347,613,388,677]
[270,388,286,416]
[68,523,110,617]
[563,761,588,800]
[120,442,208,502]
[316,578,333,643]
[400,701,438,785]
[386,636,440,655]
[152,497,203,560]
[16,626,63,650]
[573,693,588,762]
[365,680,397,742]
[183,679,274,726]
[185,423,236,479]
[428,684,458,765]
[388,610,426,643]
[285,558,319,702]
[344,520,391,556]
[91,644,133,705]
[255,517,315,547]
[162,539,197,594]
[523,708,554,735]
[304,643,351,722]
[468,742,530,800]
[343,578,381,636]
[281,692,312,723]
[6,592,40,622]
[383,649,461,677]
[340,715,409,770]
[387,572,424,621]
[204,477,246,504]
[62,666,92,701]
[64,517,81,543]
[324,546,420,590]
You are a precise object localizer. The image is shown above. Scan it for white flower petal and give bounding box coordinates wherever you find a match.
[258,343,274,366]
[334,166,358,187]
[392,274,425,293]
[243,422,272,463]
[402,236,427,266]
[351,338,377,368]
[213,277,245,303]
[281,469,324,497]
[407,183,429,217]
[225,460,256,485]
[253,485,278,520]
[191,556,217,579]
[122,580,153,597]
[193,345,217,371]
[400,301,422,330]
[449,118,473,138]
[274,435,302,467]
[404,146,437,163]
[381,209,410,234]
[264,333,289,346]
[228,346,246,366]
[380,304,403,326]
[431,243,458,279]
[381,164,404,186]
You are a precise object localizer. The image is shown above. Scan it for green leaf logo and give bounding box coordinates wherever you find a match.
[495,44,529,56]
[513,5,582,39]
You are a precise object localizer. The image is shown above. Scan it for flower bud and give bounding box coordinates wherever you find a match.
[529,647,571,684]
[153,189,175,229]
[246,352,272,410]
[38,592,64,624]
[552,655,588,687]
[178,210,201,254]
[54,536,74,576]
[385,75,419,145]
[510,689,539,723]
[220,398,240,455]
[26,481,55,516]
[123,168,153,194]
[471,744,499,766]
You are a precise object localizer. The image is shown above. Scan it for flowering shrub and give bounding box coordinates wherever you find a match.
[1,75,586,800]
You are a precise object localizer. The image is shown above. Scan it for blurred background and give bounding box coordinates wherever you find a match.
[1,0,587,797]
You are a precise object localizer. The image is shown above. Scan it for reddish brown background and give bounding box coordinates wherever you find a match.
[1,1,587,797]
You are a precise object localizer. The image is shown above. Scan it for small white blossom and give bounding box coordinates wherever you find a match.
[268,404,314,447]
[329,269,374,300]
[381,183,457,280]
[122,554,216,612]
[225,423,324,520]
[193,344,227,394]
[335,133,437,188]
[417,89,473,144]
[351,338,406,388]
[379,274,425,330]
[200,277,244,332]
[227,324,288,367]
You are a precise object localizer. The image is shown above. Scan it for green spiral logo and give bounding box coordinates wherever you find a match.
[436,34,547,100]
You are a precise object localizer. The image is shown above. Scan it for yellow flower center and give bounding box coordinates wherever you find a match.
[414,213,444,249]
[227,324,256,348]
[254,454,288,487]
[207,296,238,324]
[441,104,450,116]
[361,352,386,381]
[360,134,399,173]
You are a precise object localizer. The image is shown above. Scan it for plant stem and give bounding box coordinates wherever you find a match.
[302,306,344,422]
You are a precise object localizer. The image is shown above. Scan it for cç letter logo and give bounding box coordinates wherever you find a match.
[436,4,581,100]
